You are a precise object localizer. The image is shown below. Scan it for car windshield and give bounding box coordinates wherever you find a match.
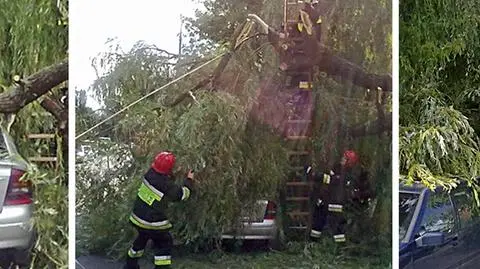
[399,192,420,242]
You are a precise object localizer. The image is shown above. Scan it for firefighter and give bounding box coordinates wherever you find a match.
[307,150,360,243]
[306,164,329,241]
[124,151,194,269]
[297,0,322,42]
[350,170,373,210]
[347,169,375,238]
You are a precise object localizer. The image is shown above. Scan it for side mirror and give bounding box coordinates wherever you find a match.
[415,232,445,247]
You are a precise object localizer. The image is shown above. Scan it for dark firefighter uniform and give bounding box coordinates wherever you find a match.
[125,152,193,269]
[307,150,360,243]
[297,0,322,42]
[309,163,349,243]
[350,170,373,211]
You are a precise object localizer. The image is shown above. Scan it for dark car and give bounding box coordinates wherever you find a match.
[399,181,480,269]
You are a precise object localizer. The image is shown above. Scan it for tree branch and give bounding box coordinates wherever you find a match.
[249,13,392,91]
[0,59,68,113]
[166,21,252,107]
[39,96,68,131]
[313,45,392,92]
[348,113,392,138]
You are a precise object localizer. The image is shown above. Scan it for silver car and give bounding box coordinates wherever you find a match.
[0,131,34,268]
[221,200,279,246]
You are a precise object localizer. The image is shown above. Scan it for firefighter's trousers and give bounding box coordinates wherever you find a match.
[125,225,173,269]
[310,201,327,239]
[310,202,347,243]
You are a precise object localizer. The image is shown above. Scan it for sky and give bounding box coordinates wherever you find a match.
[70,0,203,109]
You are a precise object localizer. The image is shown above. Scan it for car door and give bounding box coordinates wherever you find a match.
[411,190,463,269]
[450,185,480,269]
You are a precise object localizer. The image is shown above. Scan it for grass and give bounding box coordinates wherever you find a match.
[127,240,391,269]
[173,251,389,269]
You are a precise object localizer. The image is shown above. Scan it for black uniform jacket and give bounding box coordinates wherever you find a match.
[310,163,348,212]
[129,168,193,230]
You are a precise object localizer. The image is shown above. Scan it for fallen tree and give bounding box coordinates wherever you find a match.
[247,14,392,92]
[0,59,68,113]
[0,59,69,164]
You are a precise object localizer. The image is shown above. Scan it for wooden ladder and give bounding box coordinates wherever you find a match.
[26,133,58,166]
[284,0,310,32]
[283,72,316,232]
[281,0,317,234]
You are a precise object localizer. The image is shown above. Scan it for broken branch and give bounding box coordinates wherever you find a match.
[0,59,68,113]
[40,96,68,130]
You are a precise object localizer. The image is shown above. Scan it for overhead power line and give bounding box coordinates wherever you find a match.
[75,52,226,140]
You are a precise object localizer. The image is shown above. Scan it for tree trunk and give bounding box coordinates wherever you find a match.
[348,114,392,138]
[0,59,68,113]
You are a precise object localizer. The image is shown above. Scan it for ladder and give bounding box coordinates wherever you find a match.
[26,133,58,167]
[283,72,316,232]
[284,0,311,33]
[282,0,317,234]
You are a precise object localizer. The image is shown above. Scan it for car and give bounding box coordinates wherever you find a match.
[221,200,279,248]
[399,180,480,269]
[0,131,34,268]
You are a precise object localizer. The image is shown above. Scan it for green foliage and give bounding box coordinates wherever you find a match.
[133,241,390,269]
[76,92,288,257]
[0,0,68,86]
[306,0,392,254]
[400,0,480,191]
[76,0,391,264]
[27,165,68,268]
[0,0,68,268]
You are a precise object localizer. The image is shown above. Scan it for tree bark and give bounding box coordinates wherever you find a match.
[0,59,68,113]
[268,31,392,92]
[40,96,68,130]
[247,13,392,92]
[314,45,392,92]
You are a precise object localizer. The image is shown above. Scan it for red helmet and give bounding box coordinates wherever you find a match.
[151,151,176,174]
[343,150,359,167]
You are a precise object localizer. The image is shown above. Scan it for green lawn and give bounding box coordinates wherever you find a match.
[78,239,391,269]
[164,241,390,269]
[174,252,390,269]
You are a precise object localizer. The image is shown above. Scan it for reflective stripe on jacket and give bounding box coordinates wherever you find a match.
[130,168,193,230]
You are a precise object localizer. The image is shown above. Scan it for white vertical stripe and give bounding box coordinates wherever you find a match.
[392,0,400,268]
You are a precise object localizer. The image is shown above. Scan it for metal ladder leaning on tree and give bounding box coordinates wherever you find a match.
[281,0,319,236]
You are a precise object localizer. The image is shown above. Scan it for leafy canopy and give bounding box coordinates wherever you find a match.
[400,0,480,191]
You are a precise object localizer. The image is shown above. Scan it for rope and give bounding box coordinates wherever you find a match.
[75,52,226,140]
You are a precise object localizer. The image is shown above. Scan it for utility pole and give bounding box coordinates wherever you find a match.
[178,15,184,57]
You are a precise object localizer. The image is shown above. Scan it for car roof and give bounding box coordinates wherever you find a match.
[400,179,476,194]
[399,181,426,193]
